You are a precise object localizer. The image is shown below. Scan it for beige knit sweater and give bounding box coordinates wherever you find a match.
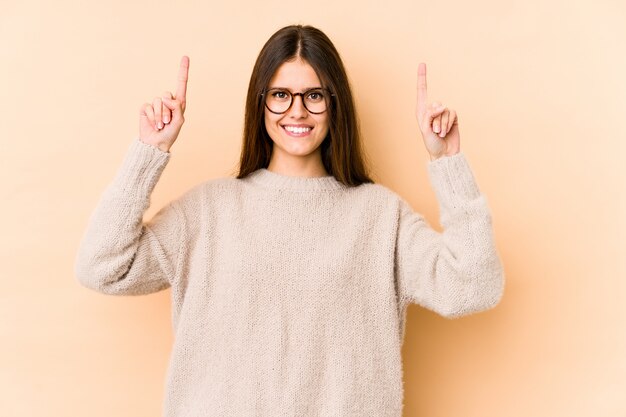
[74,137,505,417]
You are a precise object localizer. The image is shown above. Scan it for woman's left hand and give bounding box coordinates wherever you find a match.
[415,62,461,160]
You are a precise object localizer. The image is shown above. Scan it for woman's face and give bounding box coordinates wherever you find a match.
[264,58,330,173]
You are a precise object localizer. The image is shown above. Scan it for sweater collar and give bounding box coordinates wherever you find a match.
[245,168,346,191]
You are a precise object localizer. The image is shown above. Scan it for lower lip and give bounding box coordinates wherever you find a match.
[282,126,312,137]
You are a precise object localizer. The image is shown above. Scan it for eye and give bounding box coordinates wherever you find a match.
[270,90,289,100]
[306,90,325,102]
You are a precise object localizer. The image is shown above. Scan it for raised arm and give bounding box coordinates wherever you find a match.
[74,56,192,295]
[394,63,504,318]
[394,154,505,318]
[74,140,187,295]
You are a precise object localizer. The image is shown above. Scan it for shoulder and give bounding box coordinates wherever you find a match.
[345,182,411,218]
[183,175,242,194]
[354,181,405,204]
[355,182,424,223]
[168,175,240,210]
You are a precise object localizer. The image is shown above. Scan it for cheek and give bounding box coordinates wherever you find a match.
[263,110,271,127]
[317,115,330,136]
[264,111,280,135]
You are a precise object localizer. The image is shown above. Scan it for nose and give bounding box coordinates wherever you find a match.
[288,94,308,118]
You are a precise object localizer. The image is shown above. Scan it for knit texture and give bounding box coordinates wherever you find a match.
[74,137,505,417]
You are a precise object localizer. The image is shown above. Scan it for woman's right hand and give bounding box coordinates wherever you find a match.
[139,56,189,153]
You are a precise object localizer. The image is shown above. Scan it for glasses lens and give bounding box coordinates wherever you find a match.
[265,88,330,114]
[265,89,291,114]
[303,89,327,113]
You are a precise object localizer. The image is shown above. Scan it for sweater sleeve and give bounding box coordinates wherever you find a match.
[74,138,186,296]
[394,152,505,318]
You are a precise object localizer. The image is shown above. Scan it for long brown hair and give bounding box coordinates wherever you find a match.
[235,24,374,186]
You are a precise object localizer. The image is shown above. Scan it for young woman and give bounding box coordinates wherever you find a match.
[75,24,504,417]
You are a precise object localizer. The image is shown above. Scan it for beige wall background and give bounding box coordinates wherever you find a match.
[1,0,624,416]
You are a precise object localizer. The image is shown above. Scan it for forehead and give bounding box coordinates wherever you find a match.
[268,58,322,89]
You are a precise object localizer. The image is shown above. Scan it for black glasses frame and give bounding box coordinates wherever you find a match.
[260,87,335,114]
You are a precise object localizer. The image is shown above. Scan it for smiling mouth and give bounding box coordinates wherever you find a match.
[282,125,313,136]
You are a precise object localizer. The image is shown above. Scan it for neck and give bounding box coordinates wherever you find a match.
[245,168,345,191]
[266,151,328,178]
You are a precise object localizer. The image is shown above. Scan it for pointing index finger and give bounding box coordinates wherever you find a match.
[176,55,189,101]
[416,62,427,115]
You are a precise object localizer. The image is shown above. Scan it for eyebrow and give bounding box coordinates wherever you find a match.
[267,86,323,91]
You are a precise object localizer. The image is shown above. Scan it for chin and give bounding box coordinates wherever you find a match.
[279,143,321,157]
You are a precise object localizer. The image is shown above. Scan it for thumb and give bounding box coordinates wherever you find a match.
[426,106,447,130]
[162,96,182,115]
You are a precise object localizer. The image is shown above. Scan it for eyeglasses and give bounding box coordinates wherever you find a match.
[261,87,335,114]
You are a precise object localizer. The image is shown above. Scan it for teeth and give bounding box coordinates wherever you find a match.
[284,126,311,134]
